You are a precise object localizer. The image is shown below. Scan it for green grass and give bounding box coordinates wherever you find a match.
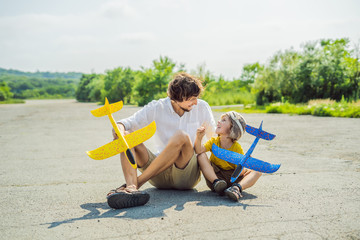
[265,99,360,118]
[212,99,360,118]
[203,90,255,106]
[213,105,267,114]
[0,99,25,104]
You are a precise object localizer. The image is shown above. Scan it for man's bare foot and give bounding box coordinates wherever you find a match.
[124,184,138,193]
[107,184,126,197]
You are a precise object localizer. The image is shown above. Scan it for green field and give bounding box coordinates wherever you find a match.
[213,99,360,118]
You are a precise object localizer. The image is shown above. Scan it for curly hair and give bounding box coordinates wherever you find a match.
[167,72,204,102]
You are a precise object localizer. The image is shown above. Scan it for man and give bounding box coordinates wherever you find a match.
[107,72,216,209]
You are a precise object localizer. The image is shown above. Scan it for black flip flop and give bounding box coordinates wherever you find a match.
[107,191,150,209]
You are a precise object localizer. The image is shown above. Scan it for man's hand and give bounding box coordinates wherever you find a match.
[112,123,125,140]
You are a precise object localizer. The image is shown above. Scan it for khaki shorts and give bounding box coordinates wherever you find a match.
[205,162,251,191]
[138,148,201,190]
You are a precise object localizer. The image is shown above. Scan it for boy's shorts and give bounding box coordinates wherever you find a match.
[138,148,201,190]
[205,162,251,191]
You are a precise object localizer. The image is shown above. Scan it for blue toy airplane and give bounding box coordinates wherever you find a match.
[212,121,280,183]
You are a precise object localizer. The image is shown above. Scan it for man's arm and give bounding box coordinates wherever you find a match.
[200,100,216,140]
[117,100,157,132]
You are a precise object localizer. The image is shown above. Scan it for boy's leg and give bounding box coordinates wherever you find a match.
[197,153,218,183]
[225,169,262,201]
[198,154,227,194]
[237,170,262,191]
[137,130,194,188]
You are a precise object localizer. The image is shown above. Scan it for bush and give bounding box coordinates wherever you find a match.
[0,81,13,101]
[265,99,360,118]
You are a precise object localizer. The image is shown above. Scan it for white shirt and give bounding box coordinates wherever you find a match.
[118,97,216,155]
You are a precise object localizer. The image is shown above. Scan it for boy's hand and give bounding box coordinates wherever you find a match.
[196,126,206,139]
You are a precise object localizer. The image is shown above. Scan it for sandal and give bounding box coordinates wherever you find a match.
[107,183,126,197]
[213,179,227,195]
[107,190,150,209]
[224,183,243,201]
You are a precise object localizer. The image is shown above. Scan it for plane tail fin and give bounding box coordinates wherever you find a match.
[90,98,123,117]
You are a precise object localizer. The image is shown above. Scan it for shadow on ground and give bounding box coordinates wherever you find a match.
[46,188,269,228]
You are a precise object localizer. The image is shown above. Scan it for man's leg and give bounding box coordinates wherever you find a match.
[137,130,194,188]
[119,139,149,191]
[107,139,151,209]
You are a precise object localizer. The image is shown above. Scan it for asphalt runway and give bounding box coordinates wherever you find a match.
[0,99,359,239]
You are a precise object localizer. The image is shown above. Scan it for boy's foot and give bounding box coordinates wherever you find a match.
[224,183,243,201]
[213,179,227,195]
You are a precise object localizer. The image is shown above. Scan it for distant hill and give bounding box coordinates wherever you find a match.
[0,67,83,80]
[0,67,84,99]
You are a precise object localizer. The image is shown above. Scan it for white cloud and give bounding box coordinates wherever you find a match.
[0,0,359,77]
[99,0,138,19]
[118,32,157,43]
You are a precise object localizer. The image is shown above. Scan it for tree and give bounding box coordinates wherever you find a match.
[191,63,216,87]
[253,38,360,104]
[103,68,135,104]
[87,74,105,102]
[76,74,97,102]
[240,62,263,83]
[347,41,360,101]
[134,56,176,106]
[254,52,284,105]
[0,81,13,101]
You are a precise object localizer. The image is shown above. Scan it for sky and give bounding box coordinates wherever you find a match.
[0,0,359,79]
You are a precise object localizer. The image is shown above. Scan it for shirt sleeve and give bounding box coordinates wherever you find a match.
[117,100,157,131]
[201,101,216,140]
[204,137,215,152]
[233,142,244,155]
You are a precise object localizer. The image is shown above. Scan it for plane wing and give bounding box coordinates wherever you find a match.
[87,138,127,160]
[124,121,156,149]
[212,144,242,165]
[87,121,156,160]
[243,156,281,173]
[211,144,280,173]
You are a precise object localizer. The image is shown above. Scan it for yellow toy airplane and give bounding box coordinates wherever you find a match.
[86,97,156,169]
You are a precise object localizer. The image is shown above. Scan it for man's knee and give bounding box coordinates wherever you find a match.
[169,130,191,148]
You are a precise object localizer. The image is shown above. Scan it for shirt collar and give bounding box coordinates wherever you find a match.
[165,97,176,114]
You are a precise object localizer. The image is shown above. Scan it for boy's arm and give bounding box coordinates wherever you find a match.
[194,126,207,154]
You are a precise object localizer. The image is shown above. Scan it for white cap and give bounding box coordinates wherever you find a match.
[227,111,245,138]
